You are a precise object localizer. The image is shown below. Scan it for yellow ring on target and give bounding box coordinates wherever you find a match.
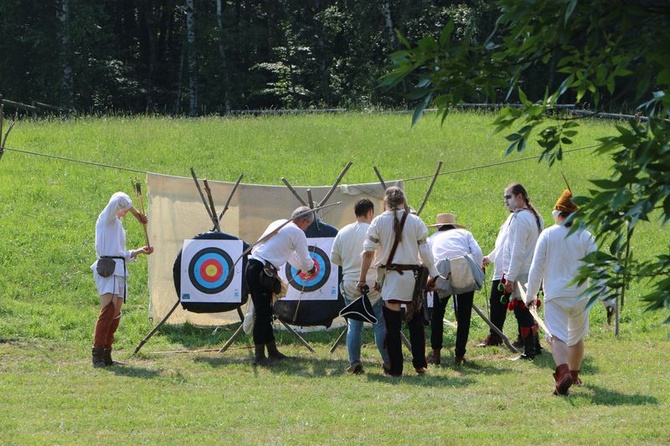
[205,264,219,278]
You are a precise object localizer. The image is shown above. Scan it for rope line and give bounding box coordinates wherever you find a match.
[3,146,147,174]
[401,144,599,183]
[3,143,599,182]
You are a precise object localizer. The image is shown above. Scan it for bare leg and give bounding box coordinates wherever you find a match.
[550,336,569,366]
[567,339,584,371]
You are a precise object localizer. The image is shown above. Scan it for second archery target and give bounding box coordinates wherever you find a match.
[279,237,338,301]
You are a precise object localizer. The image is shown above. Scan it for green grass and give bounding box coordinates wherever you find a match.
[1,111,669,444]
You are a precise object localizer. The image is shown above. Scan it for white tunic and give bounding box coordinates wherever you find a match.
[91,192,136,296]
[251,220,313,271]
[363,209,438,302]
[428,227,484,267]
[331,220,381,303]
[526,224,596,301]
[502,208,544,284]
[486,213,513,280]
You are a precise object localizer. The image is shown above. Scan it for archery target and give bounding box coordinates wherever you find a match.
[279,237,338,301]
[180,239,244,303]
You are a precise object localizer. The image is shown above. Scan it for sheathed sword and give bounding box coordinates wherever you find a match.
[516,282,553,342]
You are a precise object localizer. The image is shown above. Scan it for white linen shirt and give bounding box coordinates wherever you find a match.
[526,224,596,301]
[92,192,136,277]
[363,209,438,302]
[331,221,376,283]
[331,220,382,304]
[502,208,544,284]
[428,228,484,267]
[251,220,313,271]
[486,213,513,280]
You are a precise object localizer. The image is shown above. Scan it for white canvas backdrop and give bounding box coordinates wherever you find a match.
[146,172,401,326]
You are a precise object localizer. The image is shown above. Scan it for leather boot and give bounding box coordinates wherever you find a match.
[266,340,287,360]
[553,364,573,395]
[92,346,106,368]
[517,326,535,360]
[102,347,124,366]
[426,349,441,365]
[570,370,582,386]
[478,334,502,347]
[253,344,270,366]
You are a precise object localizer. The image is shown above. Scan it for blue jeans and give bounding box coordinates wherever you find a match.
[344,295,389,366]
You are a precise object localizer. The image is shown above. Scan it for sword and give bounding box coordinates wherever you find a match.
[516,282,553,341]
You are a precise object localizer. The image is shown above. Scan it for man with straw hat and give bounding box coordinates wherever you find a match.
[525,187,600,395]
[331,199,390,375]
[426,213,483,366]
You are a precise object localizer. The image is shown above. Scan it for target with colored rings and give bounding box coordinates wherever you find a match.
[188,247,234,294]
[285,245,331,293]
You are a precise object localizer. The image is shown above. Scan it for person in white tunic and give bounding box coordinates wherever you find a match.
[426,213,483,366]
[357,187,438,377]
[478,212,514,347]
[91,192,153,368]
[525,189,599,395]
[246,206,316,365]
[501,183,544,359]
[331,199,389,374]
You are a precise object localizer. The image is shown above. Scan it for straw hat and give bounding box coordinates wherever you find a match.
[428,213,465,228]
[553,189,579,213]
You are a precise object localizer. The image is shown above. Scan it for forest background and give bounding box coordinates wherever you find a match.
[0,0,634,116]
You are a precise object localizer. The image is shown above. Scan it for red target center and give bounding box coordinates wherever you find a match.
[200,259,223,282]
[298,259,320,280]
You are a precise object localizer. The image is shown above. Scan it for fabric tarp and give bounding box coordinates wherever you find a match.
[146,172,401,326]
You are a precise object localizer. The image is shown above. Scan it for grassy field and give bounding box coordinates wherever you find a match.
[1,111,669,444]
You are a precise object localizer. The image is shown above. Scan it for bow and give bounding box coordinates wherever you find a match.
[132,177,151,248]
[231,201,341,269]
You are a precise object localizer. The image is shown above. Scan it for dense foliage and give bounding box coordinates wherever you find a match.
[0,0,495,115]
[381,0,670,319]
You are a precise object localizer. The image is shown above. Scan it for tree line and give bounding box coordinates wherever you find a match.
[0,0,500,116]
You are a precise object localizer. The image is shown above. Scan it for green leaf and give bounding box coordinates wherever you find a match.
[564,0,577,25]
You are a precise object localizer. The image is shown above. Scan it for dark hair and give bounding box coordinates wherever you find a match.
[559,211,574,227]
[384,186,405,209]
[507,183,542,233]
[437,224,456,232]
[354,198,374,217]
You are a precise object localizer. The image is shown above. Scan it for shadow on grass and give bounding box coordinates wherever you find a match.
[582,384,659,406]
[105,365,162,379]
[137,321,245,350]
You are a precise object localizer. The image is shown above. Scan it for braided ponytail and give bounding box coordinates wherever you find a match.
[508,183,542,233]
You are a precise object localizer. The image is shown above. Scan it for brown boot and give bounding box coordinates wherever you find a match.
[570,370,582,386]
[478,334,502,347]
[102,347,124,366]
[253,344,270,366]
[516,326,536,360]
[92,346,106,368]
[266,340,287,360]
[553,364,573,395]
[426,349,441,365]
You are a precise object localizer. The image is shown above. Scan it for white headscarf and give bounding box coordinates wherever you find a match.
[99,192,133,225]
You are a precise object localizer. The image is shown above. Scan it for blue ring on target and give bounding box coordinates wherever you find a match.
[285,245,331,292]
[188,247,234,294]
